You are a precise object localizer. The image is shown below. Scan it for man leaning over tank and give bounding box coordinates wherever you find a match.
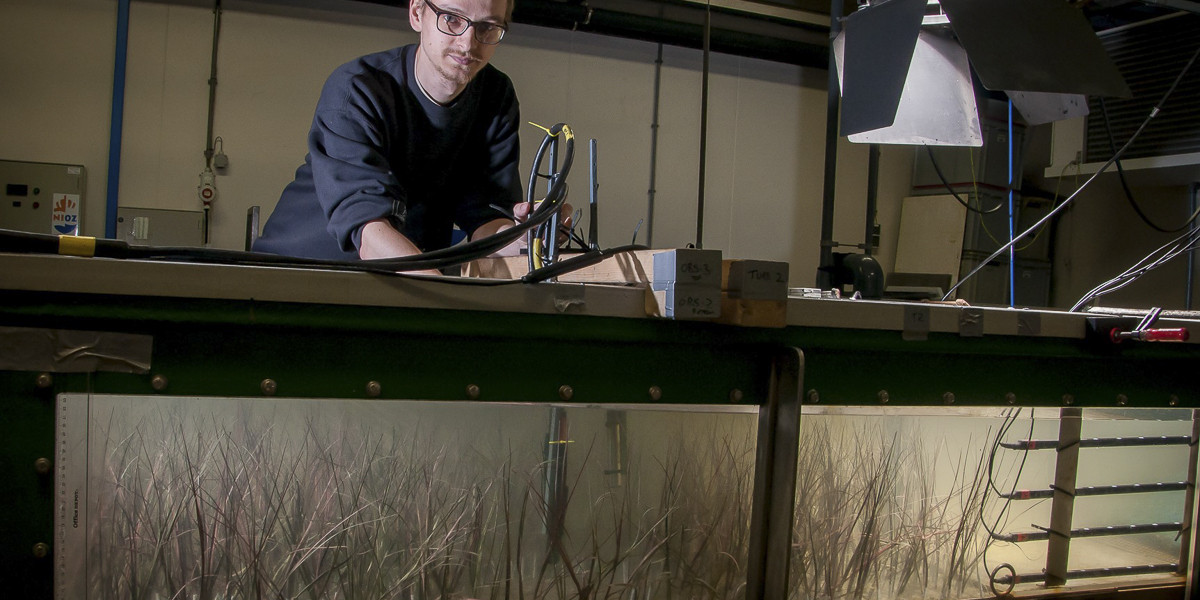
[255,0,569,275]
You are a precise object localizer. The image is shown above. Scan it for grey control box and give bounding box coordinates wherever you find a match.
[116,207,205,247]
[0,159,86,235]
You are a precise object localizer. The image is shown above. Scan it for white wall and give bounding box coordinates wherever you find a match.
[1,0,118,237]
[2,0,908,290]
[118,1,416,250]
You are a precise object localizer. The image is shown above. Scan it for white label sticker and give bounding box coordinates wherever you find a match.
[51,193,80,235]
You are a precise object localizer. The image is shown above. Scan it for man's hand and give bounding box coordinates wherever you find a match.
[512,201,574,246]
[358,219,443,276]
[476,201,575,257]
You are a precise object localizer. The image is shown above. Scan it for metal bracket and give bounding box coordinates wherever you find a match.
[746,347,803,598]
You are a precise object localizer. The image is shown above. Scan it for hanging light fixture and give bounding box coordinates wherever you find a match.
[833,0,1132,145]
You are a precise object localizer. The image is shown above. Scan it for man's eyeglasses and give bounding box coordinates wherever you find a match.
[423,0,507,45]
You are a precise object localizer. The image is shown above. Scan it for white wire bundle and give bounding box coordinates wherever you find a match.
[1070,224,1200,311]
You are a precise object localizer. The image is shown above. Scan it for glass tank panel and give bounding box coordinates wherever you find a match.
[55,395,1195,600]
[793,406,1193,599]
[57,394,760,600]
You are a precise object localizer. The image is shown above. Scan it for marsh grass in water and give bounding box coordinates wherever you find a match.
[87,398,761,600]
[86,397,1002,600]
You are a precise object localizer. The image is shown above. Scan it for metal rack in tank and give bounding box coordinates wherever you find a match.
[987,408,1200,592]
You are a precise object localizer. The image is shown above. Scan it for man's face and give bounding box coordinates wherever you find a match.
[410,0,508,91]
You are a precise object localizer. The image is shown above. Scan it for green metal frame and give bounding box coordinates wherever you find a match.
[3,271,1199,598]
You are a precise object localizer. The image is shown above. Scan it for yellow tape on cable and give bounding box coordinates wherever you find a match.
[58,235,96,257]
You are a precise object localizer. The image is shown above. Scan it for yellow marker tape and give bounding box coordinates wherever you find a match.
[58,235,96,257]
[527,122,574,142]
[532,237,544,270]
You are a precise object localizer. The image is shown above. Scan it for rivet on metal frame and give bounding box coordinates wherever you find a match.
[366,381,382,398]
[151,375,168,392]
[32,543,49,559]
[34,458,52,475]
[35,373,53,389]
[558,385,574,401]
[730,389,745,403]
[1116,394,1128,406]
[807,389,820,404]
[1063,394,1074,406]
[878,390,890,404]
[1005,392,1016,405]
[649,386,663,401]
[261,379,278,396]
[943,392,956,405]
[466,384,481,400]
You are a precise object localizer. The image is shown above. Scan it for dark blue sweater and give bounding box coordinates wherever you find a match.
[254,44,521,260]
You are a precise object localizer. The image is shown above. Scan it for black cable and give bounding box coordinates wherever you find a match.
[1,123,656,287]
[0,124,576,277]
[0,226,522,285]
[488,203,587,249]
[924,146,1004,214]
[1070,224,1200,310]
[1099,98,1200,233]
[943,43,1200,302]
[527,134,574,270]
[521,244,649,283]
[982,408,1037,582]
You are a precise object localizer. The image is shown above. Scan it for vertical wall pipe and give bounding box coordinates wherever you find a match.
[646,44,663,248]
[864,144,879,256]
[1187,183,1199,310]
[1008,99,1015,307]
[104,0,131,239]
[203,0,222,169]
[201,0,223,246]
[817,0,844,287]
[695,2,712,248]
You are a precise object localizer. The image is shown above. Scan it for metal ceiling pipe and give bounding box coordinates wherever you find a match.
[513,0,828,67]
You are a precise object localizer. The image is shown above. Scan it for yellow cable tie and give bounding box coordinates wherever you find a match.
[58,235,96,257]
[527,122,574,142]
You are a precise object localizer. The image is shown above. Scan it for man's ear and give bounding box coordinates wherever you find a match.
[409,0,424,32]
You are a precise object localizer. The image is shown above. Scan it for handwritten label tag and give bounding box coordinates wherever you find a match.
[662,284,721,319]
[724,260,789,300]
[652,249,722,290]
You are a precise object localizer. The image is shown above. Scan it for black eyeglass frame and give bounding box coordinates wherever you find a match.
[423,0,508,45]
